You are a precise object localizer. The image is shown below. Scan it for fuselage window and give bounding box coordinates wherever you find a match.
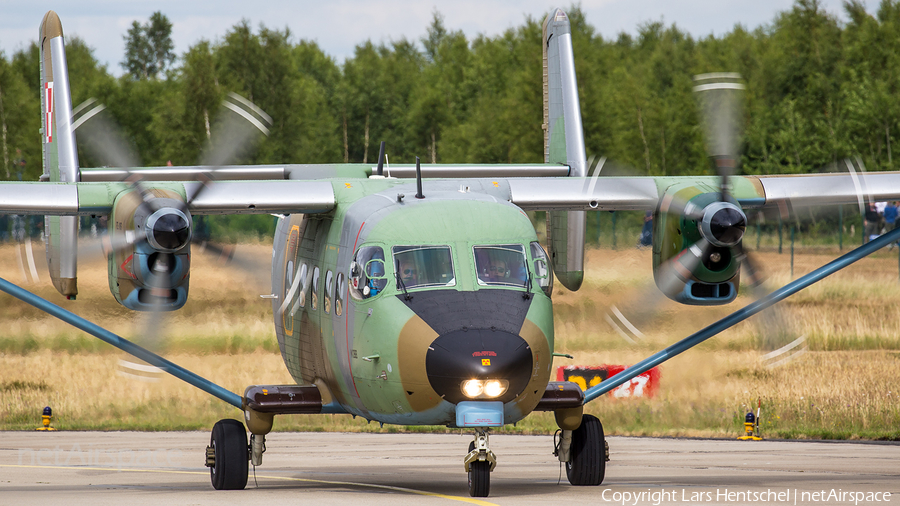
[284,260,296,306]
[350,246,387,300]
[297,262,309,308]
[474,244,527,287]
[312,266,320,311]
[392,245,455,289]
[324,270,333,314]
[335,273,345,316]
[530,241,553,297]
[282,259,297,331]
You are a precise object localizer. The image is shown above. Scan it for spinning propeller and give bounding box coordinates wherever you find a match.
[606,73,805,365]
[73,93,273,379]
[75,91,272,262]
[654,73,747,298]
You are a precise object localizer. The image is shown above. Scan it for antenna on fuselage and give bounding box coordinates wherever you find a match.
[376,141,386,176]
[415,156,424,199]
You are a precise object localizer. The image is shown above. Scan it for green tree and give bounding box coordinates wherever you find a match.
[407,12,470,163]
[0,51,32,179]
[6,46,41,181]
[841,0,900,170]
[122,12,176,80]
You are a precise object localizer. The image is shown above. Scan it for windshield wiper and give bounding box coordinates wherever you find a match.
[523,263,533,300]
[395,259,412,301]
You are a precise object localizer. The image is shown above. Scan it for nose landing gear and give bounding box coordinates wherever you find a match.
[464,429,497,497]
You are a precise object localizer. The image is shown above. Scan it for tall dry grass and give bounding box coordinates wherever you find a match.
[1,241,898,438]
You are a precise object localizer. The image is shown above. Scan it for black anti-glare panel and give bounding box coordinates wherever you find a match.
[397,289,532,336]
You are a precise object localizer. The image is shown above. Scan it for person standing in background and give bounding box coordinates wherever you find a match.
[886,201,899,250]
[864,203,882,243]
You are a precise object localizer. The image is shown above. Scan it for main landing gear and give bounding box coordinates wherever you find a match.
[555,414,608,486]
[206,419,249,490]
[201,415,606,494]
[464,429,497,497]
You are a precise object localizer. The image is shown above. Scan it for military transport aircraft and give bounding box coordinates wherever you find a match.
[4,8,900,499]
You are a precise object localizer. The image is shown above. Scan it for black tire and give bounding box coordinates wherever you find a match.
[565,414,605,486]
[467,441,490,497]
[210,419,249,490]
[468,460,490,497]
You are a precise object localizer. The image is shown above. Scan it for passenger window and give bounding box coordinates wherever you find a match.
[335,273,345,316]
[474,245,527,287]
[297,263,308,308]
[324,270,333,314]
[530,242,553,297]
[282,259,296,332]
[312,267,320,311]
[284,260,296,305]
[351,246,387,300]
[392,245,455,289]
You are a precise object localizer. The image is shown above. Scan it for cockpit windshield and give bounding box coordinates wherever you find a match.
[392,246,455,289]
[474,245,527,287]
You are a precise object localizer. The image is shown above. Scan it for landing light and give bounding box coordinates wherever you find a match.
[461,379,509,399]
[462,380,484,397]
[484,380,506,398]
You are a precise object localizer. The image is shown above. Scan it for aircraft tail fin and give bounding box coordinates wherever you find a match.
[543,8,585,291]
[543,8,586,173]
[40,10,79,299]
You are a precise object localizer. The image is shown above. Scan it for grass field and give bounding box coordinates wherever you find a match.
[1,239,898,440]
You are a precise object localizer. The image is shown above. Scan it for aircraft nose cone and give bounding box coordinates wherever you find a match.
[150,212,191,251]
[425,328,532,404]
[709,207,746,246]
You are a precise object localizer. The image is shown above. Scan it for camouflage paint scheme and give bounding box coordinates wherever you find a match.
[108,186,192,310]
[19,8,900,439]
[272,179,554,426]
[650,176,767,304]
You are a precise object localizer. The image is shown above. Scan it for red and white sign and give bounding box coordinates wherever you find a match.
[44,81,54,143]
[556,365,661,399]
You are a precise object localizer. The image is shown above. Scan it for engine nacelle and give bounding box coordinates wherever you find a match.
[652,184,746,305]
[107,187,192,311]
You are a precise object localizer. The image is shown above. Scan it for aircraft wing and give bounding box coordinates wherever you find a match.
[7,171,898,217]
[506,172,900,212]
[0,180,335,216]
[77,164,569,182]
[754,172,900,209]
[507,177,660,211]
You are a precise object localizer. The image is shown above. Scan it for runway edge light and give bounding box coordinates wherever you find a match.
[35,406,57,431]
[737,399,762,440]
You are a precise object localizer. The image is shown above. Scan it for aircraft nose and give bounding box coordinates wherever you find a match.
[425,328,533,404]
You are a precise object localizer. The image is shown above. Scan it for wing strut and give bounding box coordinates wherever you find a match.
[0,277,243,409]
[583,226,900,403]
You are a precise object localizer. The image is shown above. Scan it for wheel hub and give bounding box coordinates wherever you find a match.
[205,444,216,468]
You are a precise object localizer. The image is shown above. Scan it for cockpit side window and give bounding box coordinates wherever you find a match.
[474,244,527,287]
[530,241,553,297]
[392,245,455,289]
[350,246,387,300]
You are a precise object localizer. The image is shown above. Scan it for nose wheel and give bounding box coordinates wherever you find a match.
[464,429,496,497]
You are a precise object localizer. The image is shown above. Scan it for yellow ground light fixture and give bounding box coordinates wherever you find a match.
[737,400,762,440]
[35,406,57,431]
